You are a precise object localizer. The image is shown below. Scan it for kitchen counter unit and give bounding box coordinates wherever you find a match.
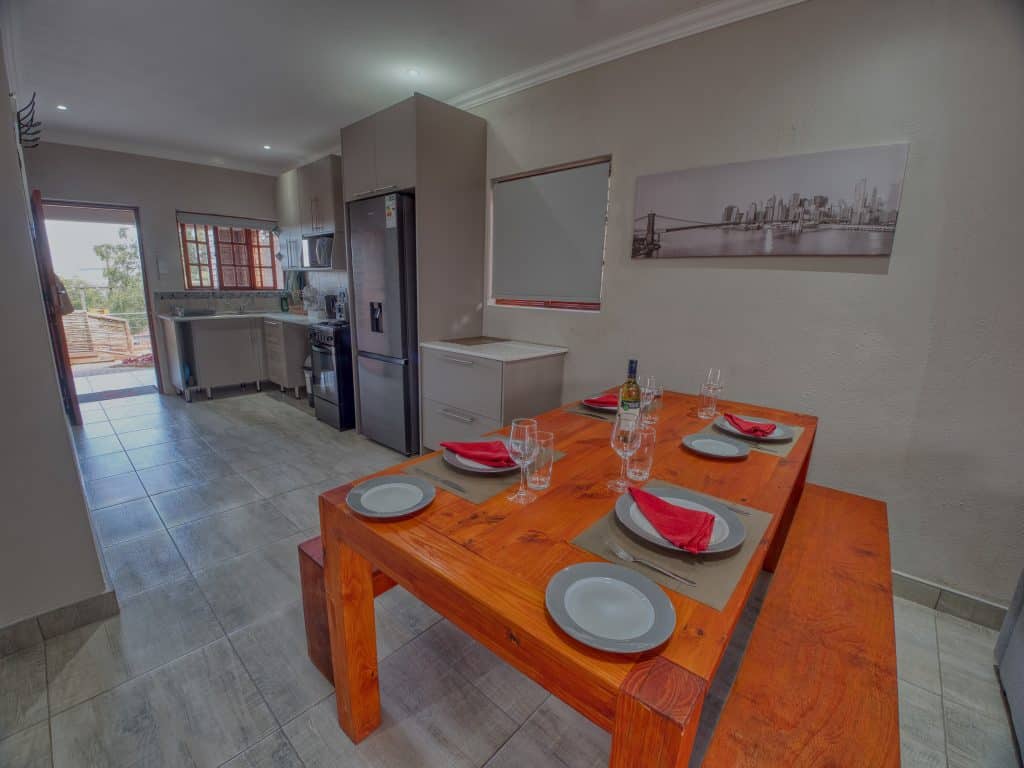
[158,311,320,326]
[420,338,568,363]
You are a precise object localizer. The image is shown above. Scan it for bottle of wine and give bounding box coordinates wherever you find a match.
[618,359,641,421]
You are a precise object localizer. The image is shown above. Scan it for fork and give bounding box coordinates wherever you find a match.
[608,543,697,587]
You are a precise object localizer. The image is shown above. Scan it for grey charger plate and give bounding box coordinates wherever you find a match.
[441,439,518,475]
[346,475,436,520]
[714,414,794,443]
[545,562,676,654]
[615,487,746,555]
[682,433,750,460]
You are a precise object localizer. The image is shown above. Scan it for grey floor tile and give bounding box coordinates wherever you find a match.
[115,424,196,450]
[102,529,190,598]
[418,620,546,725]
[899,680,948,768]
[73,421,115,441]
[0,721,51,768]
[51,638,275,768]
[84,471,146,510]
[78,451,134,482]
[91,498,163,547]
[936,613,1006,721]
[80,408,110,424]
[285,693,489,768]
[223,730,303,768]
[184,452,238,482]
[46,620,130,714]
[483,696,610,768]
[267,482,334,531]
[151,475,264,527]
[218,445,280,474]
[126,439,209,470]
[895,596,942,695]
[239,461,330,498]
[109,412,184,435]
[74,435,124,459]
[169,500,297,572]
[944,697,1017,768]
[229,601,333,723]
[136,460,203,495]
[194,534,305,633]
[374,587,443,661]
[0,644,47,740]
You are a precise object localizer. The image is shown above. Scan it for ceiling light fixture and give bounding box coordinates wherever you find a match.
[263,144,272,150]
[407,68,420,78]
[56,104,68,110]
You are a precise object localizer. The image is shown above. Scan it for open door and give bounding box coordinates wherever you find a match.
[30,189,82,425]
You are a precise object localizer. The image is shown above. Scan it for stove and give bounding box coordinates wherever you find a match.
[309,321,355,430]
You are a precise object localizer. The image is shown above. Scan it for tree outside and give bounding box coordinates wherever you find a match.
[59,227,148,333]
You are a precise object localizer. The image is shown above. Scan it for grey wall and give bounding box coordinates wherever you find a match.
[25,142,277,390]
[473,0,1024,603]
[0,52,107,627]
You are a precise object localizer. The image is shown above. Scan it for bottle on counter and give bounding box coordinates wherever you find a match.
[618,359,641,423]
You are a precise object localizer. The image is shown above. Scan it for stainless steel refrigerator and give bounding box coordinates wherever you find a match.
[348,192,419,455]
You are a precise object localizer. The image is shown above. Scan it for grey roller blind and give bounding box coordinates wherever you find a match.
[176,211,275,231]
[491,160,610,305]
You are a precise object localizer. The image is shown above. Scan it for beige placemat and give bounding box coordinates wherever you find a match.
[572,482,772,611]
[562,402,615,422]
[691,418,805,458]
[408,450,566,504]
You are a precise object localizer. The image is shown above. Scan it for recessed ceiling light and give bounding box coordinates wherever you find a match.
[263,145,272,150]
[407,68,420,78]
[56,104,68,110]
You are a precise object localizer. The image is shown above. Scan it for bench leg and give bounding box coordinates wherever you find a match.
[323,536,381,742]
[609,658,706,768]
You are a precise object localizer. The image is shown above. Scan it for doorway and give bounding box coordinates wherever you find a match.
[41,202,159,402]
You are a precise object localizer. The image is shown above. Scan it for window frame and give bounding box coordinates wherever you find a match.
[179,222,281,291]
[489,155,610,313]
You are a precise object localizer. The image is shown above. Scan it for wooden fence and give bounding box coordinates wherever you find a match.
[63,311,134,362]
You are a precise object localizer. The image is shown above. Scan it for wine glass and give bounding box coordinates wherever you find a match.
[507,418,539,504]
[608,411,642,493]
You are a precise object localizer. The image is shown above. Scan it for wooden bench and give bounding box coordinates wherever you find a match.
[702,484,900,767]
[298,536,395,682]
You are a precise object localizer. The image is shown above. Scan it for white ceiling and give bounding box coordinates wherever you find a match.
[2,0,777,175]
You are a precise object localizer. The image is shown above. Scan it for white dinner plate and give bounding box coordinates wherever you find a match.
[713,414,794,443]
[614,486,746,555]
[346,475,436,520]
[441,439,519,475]
[682,433,751,460]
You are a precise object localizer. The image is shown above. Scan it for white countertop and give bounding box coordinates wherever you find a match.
[159,312,321,327]
[420,338,568,363]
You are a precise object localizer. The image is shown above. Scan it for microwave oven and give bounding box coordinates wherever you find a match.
[302,234,333,269]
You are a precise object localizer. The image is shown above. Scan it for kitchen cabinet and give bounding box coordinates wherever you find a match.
[275,169,303,270]
[263,317,309,396]
[298,155,336,236]
[190,317,264,396]
[340,97,416,201]
[419,341,567,451]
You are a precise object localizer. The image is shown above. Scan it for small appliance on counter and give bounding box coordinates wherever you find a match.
[324,294,338,320]
[310,320,355,430]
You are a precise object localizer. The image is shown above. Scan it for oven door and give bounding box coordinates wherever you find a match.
[311,342,337,405]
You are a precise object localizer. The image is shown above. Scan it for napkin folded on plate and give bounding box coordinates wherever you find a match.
[583,394,619,407]
[440,440,516,468]
[629,487,715,553]
[724,412,777,437]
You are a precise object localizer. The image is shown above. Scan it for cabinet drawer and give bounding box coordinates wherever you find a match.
[421,347,502,420]
[421,398,501,452]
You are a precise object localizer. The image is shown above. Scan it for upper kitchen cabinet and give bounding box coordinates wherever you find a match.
[340,93,487,344]
[341,96,417,201]
[275,168,302,269]
[298,155,338,235]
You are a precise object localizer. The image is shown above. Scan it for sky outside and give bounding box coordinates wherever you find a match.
[44,220,139,285]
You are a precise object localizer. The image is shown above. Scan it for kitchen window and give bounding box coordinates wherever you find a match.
[177,212,281,291]
[490,156,610,311]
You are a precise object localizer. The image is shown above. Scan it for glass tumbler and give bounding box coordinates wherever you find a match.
[627,427,657,483]
[697,368,722,420]
[642,383,664,426]
[527,431,555,491]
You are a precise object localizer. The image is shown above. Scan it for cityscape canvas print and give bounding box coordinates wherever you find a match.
[632,143,909,258]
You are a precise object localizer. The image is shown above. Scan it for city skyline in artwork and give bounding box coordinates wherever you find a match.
[632,143,909,258]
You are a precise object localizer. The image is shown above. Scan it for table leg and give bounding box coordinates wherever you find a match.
[763,435,813,573]
[323,536,381,742]
[609,658,706,768]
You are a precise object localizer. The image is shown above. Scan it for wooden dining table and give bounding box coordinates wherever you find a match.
[319,391,817,767]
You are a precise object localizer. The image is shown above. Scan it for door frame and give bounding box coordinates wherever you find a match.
[39,198,164,396]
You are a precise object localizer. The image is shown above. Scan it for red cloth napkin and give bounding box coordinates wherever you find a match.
[724,413,777,437]
[440,440,516,468]
[629,487,715,553]
[583,393,618,407]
